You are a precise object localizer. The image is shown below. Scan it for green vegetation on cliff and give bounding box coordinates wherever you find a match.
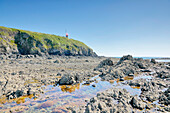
[0,26,96,56]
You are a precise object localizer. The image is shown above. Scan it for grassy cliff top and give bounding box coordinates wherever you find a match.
[0,26,92,51]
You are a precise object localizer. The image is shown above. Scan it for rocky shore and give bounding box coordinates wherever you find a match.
[0,54,169,113]
[0,54,113,101]
[72,55,170,113]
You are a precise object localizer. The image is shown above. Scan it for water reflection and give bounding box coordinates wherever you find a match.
[60,83,80,93]
[0,74,152,113]
[131,86,141,89]
[0,94,35,104]
[115,85,141,96]
[109,80,115,83]
[116,76,134,83]
[124,76,134,80]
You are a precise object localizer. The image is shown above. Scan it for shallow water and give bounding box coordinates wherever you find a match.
[156,59,170,62]
[0,75,152,113]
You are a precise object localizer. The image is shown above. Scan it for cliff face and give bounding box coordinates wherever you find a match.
[0,26,97,56]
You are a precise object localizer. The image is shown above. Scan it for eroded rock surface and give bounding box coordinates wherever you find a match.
[72,55,170,112]
[0,55,110,100]
[0,54,170,113]
[72,88,148,113]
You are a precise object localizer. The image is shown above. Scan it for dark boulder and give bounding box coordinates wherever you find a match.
[157,71,170,79]
[128,74,134,77]
[151,58,157,64]
[130,96,146,110]
[141,69,152,72]
[118,55,133,63]
[59,75,75,85]
[97,58,113,68]
[159,87,170,105]
[135,62,146,69]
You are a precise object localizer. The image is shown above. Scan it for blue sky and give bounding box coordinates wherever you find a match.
[0,0,170,57]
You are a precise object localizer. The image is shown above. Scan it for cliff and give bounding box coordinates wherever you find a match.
[0,26,97,56]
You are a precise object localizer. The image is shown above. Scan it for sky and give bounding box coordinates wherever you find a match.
[0,0,170,57]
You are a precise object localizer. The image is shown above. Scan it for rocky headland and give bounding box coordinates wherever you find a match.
[0,26,97,56]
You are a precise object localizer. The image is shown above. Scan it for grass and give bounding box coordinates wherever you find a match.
[0,26,92,53]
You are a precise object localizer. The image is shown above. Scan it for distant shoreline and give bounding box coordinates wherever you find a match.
[113,57,170,60]
[155,57,170,60]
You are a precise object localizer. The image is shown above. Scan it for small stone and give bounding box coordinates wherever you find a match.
[141,69,152,72]
[128,74,134,77]
[85,60,89,62]
[120,78,124,81]
[47,57,52,59]
[85,100,88,102]
[54,59,60,63]
[92,84,96,87]
[11,72,16,75]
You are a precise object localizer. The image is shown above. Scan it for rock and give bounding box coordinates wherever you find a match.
[53,59,60,63]
[96,55,149,81]
[130,96,146,110]
[100,74,114,81]
[128,80,141,87]
[59,75,75,85]
[83,81,90,85]
[141,69,152,72]
[120,78,124,81]
[98,102,106,110]
[156,81,166,87]
[92,84,96,87]
[97,58,113,68]
[15,90,23,98]
[146,93,158,102]
[56,72,62,76]
[157,71,170,79]
[85,60,89,62]
[164,106,170,112]
[145,104,152,109]
[135,62,146,69]
[11,72,16,75]
[151,59,156,64]
[19,71,24,75]
[118,55,133,64]
[72,88,132,112]
[128,74,134,77]
[166,66,170,69]
[159,87,170,105]
[27,88,35,95]
[47,57,52,59]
